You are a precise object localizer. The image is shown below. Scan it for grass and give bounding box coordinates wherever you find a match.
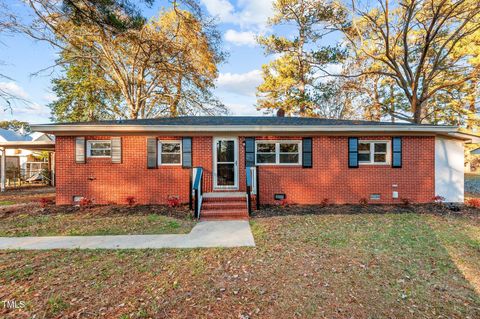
[0,212,479,318]
[0,212,194,237]
[0,201,15,206]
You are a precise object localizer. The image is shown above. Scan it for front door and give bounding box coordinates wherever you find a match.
[213,137,238,190]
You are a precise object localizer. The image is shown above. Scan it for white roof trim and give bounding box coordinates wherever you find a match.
[0,141,55,150]
[444,132,480,143]
[31,124,458,134]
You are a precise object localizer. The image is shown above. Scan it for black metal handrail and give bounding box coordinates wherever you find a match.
[246,166,259,215]
[190,167,203,219]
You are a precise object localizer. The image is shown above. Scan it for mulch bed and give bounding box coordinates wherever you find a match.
[253,203,480,220]
[0,203,191,220]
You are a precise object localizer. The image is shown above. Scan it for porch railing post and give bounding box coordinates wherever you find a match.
[256,166,260,210]
[194,188,199,219]
[189,168,193,210]
[247,185,252,216]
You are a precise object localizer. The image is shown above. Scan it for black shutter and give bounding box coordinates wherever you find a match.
[146,137,157,169]
[392,137,402,168]
[75,137,86,164]
[302,137,312,168]
[245,137,255,167]
[348,137,359,168]
[182,137,192,168]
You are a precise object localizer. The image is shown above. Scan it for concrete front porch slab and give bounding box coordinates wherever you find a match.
[0,221,255,250]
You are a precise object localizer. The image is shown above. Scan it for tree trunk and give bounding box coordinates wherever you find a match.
[467,78,478,130]
[297,15,307,117]
[170,76,182,117]
[389,84,395,123]
[129,101,138,119]
[412,96,422,124]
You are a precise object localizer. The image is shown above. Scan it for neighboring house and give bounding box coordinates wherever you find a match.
[32,116,474,219]
[470,147,480,155]
[0,129,53,181]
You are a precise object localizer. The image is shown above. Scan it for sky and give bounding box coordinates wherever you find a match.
[0,0,290,124]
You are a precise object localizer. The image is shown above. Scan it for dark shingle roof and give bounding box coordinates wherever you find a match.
[50,116,444,127]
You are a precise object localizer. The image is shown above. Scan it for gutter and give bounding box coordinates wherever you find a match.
[30,124,458,134]
[0,141,55,150]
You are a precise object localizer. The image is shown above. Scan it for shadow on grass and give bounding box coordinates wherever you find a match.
[425,214,480,295]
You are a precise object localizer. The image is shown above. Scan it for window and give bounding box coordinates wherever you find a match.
[87,140,111,157]
[358,141,390,164]
[256,143,276,164]
[255,141,301,165]
[158,141,182,165]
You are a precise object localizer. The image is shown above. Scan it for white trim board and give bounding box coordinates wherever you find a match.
[435,137,464,202]
[212,137,239,190]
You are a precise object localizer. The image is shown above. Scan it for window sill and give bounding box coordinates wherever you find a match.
[255,163,302,167]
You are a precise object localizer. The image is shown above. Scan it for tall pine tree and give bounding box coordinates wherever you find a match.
[256,0,346,117]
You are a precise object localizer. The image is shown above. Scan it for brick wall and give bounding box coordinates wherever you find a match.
[55,135,435,205]
[257,136,435,204]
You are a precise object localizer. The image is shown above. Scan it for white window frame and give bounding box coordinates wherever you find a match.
[158,140,182,166]
[358,140,391,165]
[255,140,302,165]
[86,140,111,158]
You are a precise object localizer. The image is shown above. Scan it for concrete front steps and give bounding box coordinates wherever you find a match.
[200,192,249,221]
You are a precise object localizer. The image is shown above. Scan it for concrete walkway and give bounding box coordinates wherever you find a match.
[0,221,255,250]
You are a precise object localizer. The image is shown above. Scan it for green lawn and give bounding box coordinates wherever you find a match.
[0,212,479,318]
[0,212,194,236]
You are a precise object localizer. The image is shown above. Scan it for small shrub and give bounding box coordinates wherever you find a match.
[400,198,412,206]
[126,196,137,206]
[320,198,329,207]
[432,195,445,204]
[39,197,53,208]
[465,198,480,208]
[359,197,368,206]
[275,199,289,207]
[167,195,180,208]
[79,197,92,208]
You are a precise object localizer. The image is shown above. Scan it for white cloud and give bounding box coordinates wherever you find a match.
[42,93,58,103]
[224,29,257,46]
[216,69,263,97]
[14,102,50,117]
[225,102,262,115]
[235,0,274,30]
[201,0,274,31]
[201,0,235,22]
[0,101,51,124]
[0,82,51,123]
[0,82,29,100]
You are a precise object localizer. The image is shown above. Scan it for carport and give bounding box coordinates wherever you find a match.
[0,140,55,192]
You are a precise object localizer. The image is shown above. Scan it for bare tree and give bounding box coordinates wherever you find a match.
[335,0,480,124]
[13,0,226,119]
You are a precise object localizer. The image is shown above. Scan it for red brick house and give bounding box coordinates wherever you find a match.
[32,116,473,219]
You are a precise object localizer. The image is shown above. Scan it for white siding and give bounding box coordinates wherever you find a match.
[435,137,464,202]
